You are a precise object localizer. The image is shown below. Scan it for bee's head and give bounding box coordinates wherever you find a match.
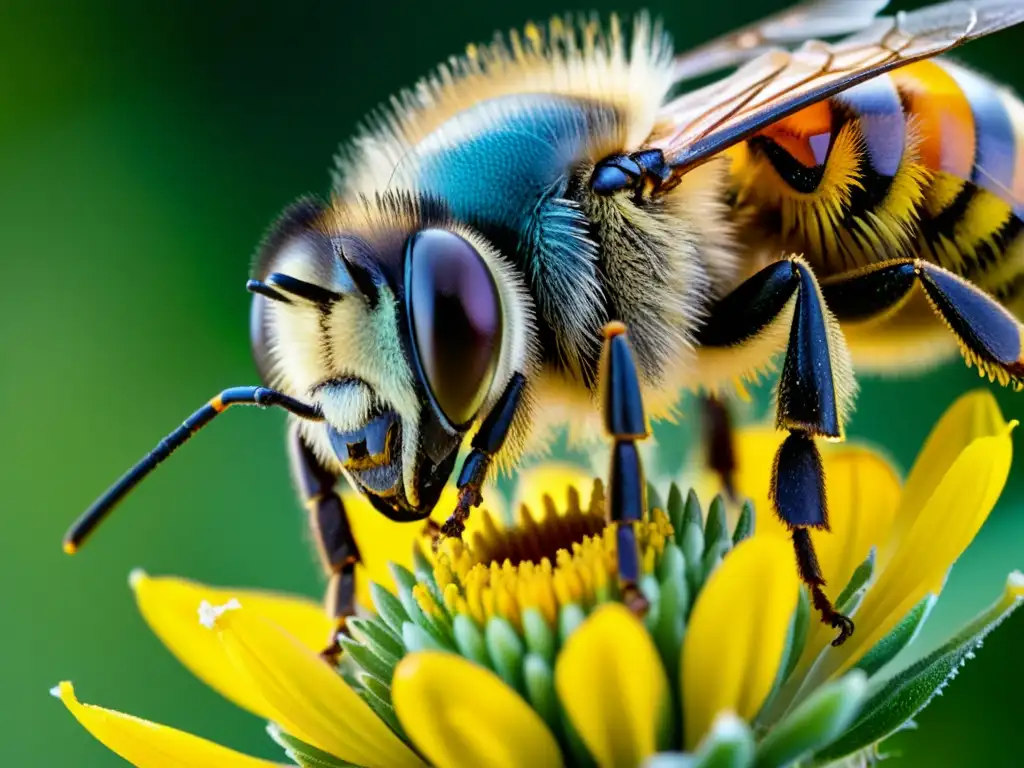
[250,194,536,521]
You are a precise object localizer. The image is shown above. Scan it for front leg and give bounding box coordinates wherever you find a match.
[440,373,527,539]
[288,423,361,663]
[698,257,856,645]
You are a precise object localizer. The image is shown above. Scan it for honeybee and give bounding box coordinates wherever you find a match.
[66,0,1024,655]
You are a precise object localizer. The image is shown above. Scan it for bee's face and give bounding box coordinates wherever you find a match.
[252,197,514,521]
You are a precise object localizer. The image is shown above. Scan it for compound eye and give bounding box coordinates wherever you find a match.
[406,229,503,428]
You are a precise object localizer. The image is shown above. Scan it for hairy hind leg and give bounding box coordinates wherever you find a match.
[698,257,857,645]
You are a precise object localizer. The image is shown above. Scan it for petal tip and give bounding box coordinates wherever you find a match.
[709,711,747,737]
[128,568,147,591]
[50,682,69,700]
[1007,571,1024,598]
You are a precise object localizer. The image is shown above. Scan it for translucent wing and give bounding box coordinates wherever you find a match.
[673,0,890,82]
[653,0,1024,172]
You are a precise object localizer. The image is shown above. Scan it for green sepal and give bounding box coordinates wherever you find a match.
[760,586,811,724]
[674,713,757,768]
[412,542,445,607]
[782,587,811,683]
[657,541,685,584]
[401,621,446,653]
[486,616,526,693]
[559,603,587,644]
[347,616,404,663]
[855,595,936,677]
[732,501,755,544]
[370,582,411,637]
[388,563,421,618]
[683,488,704,532]
[389,562,454,648]
[667,484,687,542]
[360,672,393,706]
[641,574,663,634]
[452,613,492,669]
[701,540,730,586]
[694,714,756,768]
[703,496,730,553]
[357,678,405,737]
[644,754,692,767]
[521,607,556,663]
[754,671,867,767]
[654,568,687,702]
[648,481,665,514]
[523,652,561,737]
[682,523,705,595]
[268,724,358,768]
[337,634,394,685]
[815,574,1024,763]
[836,549,875,613]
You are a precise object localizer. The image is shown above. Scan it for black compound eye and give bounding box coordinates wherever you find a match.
[406,229,503,428]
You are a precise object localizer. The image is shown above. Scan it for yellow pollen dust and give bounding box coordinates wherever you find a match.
[422,484,674,631]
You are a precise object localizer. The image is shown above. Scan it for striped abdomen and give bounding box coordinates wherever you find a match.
[731,58,1024,317]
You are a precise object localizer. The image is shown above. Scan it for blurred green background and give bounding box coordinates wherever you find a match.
[2,0,1021,765]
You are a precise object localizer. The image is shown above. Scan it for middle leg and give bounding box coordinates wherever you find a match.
[697,257,856,645]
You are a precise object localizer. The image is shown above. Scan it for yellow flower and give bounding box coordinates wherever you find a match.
[56,393,1021,767]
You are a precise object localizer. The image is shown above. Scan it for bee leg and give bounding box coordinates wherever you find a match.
[601,322,652,616]
[821,259,1024,388]
[440,373,527,540]
[288,424,361,664]
[701,394,738,500]
[698,258,856,645]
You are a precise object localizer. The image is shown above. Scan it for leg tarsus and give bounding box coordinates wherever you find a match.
[791,527,854,646]
[318,616,350,665]
[621,582,651,617]
[810,584,855,646]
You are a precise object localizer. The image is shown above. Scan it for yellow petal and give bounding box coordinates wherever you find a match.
[131,571,330,720]
[512,462,597,520]
[692,425,783,521]
[392,651,563,768]
[344,490,422,608]
[53,682,282,768]
[823,420,1015,679]
[555,604,670,767]
[682,537,799,748]
[880,390,1007,569]
[208,602,424,768]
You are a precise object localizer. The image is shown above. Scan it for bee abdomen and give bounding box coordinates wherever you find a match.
[732,58,1024,312]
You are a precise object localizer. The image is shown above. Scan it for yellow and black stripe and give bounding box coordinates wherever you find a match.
[732,57,1024,318]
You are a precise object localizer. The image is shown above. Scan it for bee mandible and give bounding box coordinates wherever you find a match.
[65,0,1024,656]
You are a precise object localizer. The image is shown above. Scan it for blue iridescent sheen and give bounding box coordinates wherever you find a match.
[834,75,906,178]
[410,94,618,301]
[946,62,1017,202]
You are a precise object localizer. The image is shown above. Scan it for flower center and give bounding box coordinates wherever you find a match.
[471,481,609,568]
[421,481,674,631]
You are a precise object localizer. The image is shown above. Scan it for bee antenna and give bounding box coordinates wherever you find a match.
[63,387,323,555]
[265,272,342,305]
[338,243,380,306]
[246,279,292,304]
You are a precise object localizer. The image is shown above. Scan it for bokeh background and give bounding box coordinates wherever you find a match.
[2,0,1022,765]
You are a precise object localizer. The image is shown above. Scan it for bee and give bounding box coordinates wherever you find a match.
[65,0,1024,655]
